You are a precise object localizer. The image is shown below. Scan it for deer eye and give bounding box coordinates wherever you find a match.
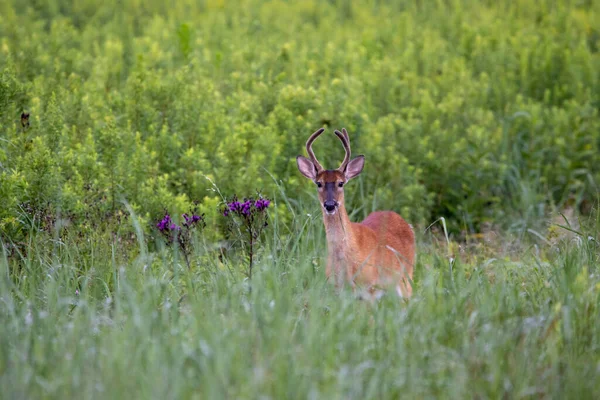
[316,182,322,188]
[338,182,344,187]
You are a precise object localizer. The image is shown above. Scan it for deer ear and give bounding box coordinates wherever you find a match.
[296,156,317,180]
[344,155,365,180]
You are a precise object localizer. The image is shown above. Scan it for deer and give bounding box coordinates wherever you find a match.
[296,128,416,299]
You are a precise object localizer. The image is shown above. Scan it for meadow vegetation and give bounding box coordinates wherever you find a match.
[0,0,599,398]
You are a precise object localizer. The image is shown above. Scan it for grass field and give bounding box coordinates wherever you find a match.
[1,210,599,398]
[1,0,600,398]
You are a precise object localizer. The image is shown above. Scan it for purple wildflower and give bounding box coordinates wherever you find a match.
[229,201,242,212]
[220,193,272,281]
[155,207,205,270]
[241,200,253,215]
[223,196,271,218]
[181,213,203,227]
[255,199,270,211]
[156,214,173,232]
[156,213,185,232]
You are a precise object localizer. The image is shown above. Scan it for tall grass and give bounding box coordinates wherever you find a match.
[1,201,599,399]
[1,0,599,234]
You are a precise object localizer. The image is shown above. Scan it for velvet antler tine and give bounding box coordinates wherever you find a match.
[342,128,349,143]
[306,128,325,172]
[334,129,351,171]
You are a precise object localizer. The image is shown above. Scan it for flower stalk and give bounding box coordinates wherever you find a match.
[156,207,205,269]
[221,194,271,280]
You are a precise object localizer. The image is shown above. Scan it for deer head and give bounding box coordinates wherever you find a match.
[296,128,365,216]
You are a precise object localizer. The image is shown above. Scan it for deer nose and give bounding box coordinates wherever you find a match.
[324,201,337,212]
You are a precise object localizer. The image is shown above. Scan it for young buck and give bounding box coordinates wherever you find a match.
[297,128,416,299]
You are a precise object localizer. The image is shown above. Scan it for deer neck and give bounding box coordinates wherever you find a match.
[323,204,353,253]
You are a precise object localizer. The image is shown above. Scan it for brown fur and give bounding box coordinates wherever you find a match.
[298,128,416,299]
[316,171,416,298]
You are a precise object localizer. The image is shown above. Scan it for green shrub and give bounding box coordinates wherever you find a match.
[0,0,598,242]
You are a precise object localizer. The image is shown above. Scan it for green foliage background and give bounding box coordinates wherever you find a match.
[1,1,600,398]
[1,0,599,241]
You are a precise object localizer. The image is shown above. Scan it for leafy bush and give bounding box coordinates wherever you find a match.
[0,0,598,243]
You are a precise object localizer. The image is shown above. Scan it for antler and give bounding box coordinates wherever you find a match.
[306,127,325,172]
[334,128,351,171]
